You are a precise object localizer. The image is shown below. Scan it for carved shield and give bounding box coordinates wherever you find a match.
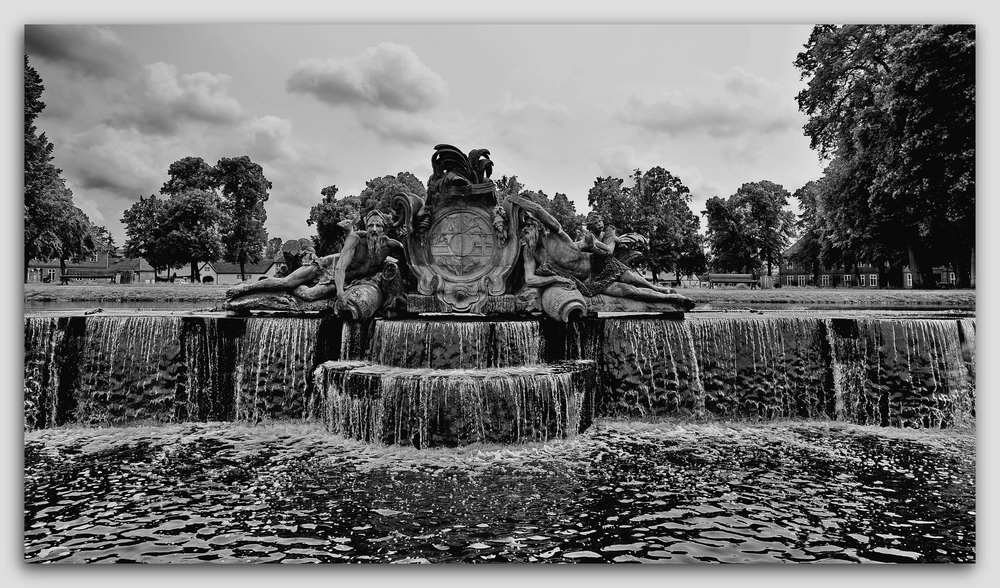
[393,182,521,312]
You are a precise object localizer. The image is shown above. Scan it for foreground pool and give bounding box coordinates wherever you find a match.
[24,420,974,564]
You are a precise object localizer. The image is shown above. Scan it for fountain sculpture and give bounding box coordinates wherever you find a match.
[22,145,976,447]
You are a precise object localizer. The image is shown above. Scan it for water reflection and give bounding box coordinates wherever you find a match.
[24,422,974,564]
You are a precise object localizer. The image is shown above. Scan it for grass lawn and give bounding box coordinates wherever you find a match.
[23,281,975,308]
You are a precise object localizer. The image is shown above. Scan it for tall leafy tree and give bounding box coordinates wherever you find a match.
[24,55,65,281]
[548,192,582,240]
[357,171,427,213]
[215,156,271,280]
[703,182,795,276]
[789,181,824,281]
[307,185,362,256]
[264,237,284,259]
[121,194,173,275]
[795,24,975,287]
[605,167,703,281]
[160,156,219,196]
[587,176,636,233]
[94,226,118,256]
[157,189,226,282]
[494,175,524,201]
[732,181,796,277]
[704,196,749,273]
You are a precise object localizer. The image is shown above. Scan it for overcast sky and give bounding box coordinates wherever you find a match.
[24,22,830,244]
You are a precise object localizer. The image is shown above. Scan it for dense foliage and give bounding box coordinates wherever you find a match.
[587,168,706,281]
[703,181,796,275]
[794,25,975,287]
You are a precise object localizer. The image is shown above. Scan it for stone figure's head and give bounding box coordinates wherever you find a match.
[586,212,604,235]
[298,237,316,252]
[520,214,543,249]
[364,209,388,240]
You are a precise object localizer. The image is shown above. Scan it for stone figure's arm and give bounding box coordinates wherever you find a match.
[508,195,564,235]
[521,248,574,289]
[578,232,613,255]
[335,234,360,297]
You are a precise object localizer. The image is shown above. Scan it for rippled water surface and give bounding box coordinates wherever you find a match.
[24,421,974,564]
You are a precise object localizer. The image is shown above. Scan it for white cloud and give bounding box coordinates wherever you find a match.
[287,42,446,113]
[114,63,247,135]
[619,67,801,139]
[62,126,164,195]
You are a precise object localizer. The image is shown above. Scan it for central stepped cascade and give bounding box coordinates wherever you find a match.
[315,318,595,447]
[24,312,975,442]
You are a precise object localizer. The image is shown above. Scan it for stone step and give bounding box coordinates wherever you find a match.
[313,359,596,448]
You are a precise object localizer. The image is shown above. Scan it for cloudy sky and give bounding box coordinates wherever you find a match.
[23,21,831,245]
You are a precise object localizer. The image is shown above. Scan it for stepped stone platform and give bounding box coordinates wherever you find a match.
[314,359,597,448]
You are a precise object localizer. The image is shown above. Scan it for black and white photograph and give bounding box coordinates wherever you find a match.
[11,1,991,582]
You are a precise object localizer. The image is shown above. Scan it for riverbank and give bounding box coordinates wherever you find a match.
[23,282,976,308]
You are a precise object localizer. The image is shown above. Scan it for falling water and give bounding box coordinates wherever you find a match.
[23,316,66,430]
[233,317,321,422]
[601,317,829,420]
[75,316,183,425]
[369,319,543,369]
[825,318,976,427]
[318,361,595,447]
[600,316,974,427]
[22,313,976,433]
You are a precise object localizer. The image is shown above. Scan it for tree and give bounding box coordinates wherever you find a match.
[24,54,65,281]
[25,180,98,279]
[121,194,173,274]
[795,25,975,287]
[264,237,283,260]
[587,176,636,233]
[547,193,582,240]
[703,182,796,276]
[357,171,427,213]
[160,156,219,196]
[494,175,524,201]
[624,167,699,279]
[216,156,271,280]
[703,196,757,274]
[733,181,796,277]
[56,206,98,277]
[94,226,118,256]
[789,181,824,282]
[156,189,226,282]
[307,184,361,256]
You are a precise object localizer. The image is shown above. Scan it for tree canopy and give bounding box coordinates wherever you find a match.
[216,155,271,279]
[703,181,795,275]
[794,24,975,287]
[307,185,361,256]
[587,168,705,280]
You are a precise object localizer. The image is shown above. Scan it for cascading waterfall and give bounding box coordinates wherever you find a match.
[368,319,543,368]
[77,316,183,425]
[233,317,321,422]
[23,312,976,435]
[601,317,829,420]
[23,316,66,430]
[318,362,593,447]
[597,316,974,427]
[316,317,592,447]
[824,318,976,427]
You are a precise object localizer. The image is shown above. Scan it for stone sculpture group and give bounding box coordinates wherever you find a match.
[225,144,694,321]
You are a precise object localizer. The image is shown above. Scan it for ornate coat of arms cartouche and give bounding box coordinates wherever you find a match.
[392,144,521,313]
